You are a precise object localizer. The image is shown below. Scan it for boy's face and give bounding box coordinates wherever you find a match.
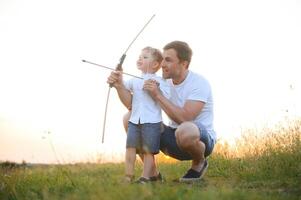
[136,50,154,73]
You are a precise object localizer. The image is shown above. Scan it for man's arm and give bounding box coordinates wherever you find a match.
[155,93,204,124]
[107,71,132,110]
[143,80,204,124]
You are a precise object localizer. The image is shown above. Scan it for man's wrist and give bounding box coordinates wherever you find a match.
[154,92,163,102]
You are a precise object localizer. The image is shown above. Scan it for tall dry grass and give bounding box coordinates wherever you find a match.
[215,118,301,158]
[211,118,301,186]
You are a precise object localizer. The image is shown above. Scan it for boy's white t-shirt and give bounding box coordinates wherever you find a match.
[124,73,170,124]
[168,71,216,142]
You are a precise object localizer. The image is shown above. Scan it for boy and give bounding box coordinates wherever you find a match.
[108,47,169,183]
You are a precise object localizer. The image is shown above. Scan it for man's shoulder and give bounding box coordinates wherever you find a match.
[189,70,206,79]
[188,71,209,85]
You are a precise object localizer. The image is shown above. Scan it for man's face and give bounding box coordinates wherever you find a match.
[161,49,182,79]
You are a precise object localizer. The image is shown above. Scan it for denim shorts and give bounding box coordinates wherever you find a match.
[160,124,215,160]
[126,121,161,154]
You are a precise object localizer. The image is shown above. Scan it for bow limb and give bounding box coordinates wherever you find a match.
[101,14,156,143]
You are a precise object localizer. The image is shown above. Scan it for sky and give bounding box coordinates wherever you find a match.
[0,0,300,164]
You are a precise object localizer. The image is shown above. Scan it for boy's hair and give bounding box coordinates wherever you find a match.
[163,41,193,67]
[142,46,163,63]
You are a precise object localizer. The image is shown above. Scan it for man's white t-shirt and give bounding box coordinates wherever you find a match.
[168,71,217,142]
[124,73,170,124]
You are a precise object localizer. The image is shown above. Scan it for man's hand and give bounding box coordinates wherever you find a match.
[143,79,161,100]
[107,71,123,88]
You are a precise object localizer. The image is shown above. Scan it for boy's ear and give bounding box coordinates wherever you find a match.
[153,61,161,69]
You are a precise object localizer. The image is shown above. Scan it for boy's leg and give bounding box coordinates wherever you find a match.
[141,123,161,178]
[125,122,140,181]
[124,112,146,163]
[125,147,136,181]
[142,153,155,178]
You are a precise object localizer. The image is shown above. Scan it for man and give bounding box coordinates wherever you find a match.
[108,41,216,182]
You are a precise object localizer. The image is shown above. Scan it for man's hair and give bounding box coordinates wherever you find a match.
[143,46,163,63]
[163,41,193,66]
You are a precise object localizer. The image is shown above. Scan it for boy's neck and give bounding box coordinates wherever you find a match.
[141,68,157,74]
[142,71,156,75]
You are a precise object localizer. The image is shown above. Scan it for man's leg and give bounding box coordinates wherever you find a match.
[175,121,206,172]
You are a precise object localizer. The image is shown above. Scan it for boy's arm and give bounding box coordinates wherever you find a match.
[107,71,132,110]
[115,84,132,110]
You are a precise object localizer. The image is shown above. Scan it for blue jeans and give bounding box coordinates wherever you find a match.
[160,124,215,160]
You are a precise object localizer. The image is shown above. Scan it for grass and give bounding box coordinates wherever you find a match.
[1,119,301,200]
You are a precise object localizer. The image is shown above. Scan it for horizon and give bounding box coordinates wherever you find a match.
[1,0,300,164]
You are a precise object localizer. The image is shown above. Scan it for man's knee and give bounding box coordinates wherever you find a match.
[175,122,200,149]
[123,111,131,132]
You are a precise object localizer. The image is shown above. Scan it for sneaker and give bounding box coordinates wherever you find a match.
[149,172,164,182]
[179,160,208,182]
[134,177,150,184]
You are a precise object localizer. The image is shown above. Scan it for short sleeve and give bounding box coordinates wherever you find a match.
[187,78,211,103]
[123,78,133,92]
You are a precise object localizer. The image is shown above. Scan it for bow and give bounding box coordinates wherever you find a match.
[83,14,155,143]
[82,60,143,79]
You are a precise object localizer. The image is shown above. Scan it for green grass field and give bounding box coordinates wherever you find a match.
[1,119,301,200]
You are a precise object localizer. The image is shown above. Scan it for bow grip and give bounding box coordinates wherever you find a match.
[109,54,126,87]
[116,54,126,71]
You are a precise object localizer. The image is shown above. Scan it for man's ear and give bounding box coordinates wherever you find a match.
[180,60,189,69]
